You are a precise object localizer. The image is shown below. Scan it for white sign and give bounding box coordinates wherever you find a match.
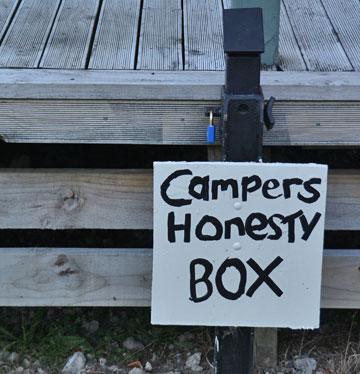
[151,162,328,329]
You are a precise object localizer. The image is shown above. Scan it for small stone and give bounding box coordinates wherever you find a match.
[22,359,31,369]
[62,352,86,374]
[83,320,99,334]
[108,365,119,372]
[8,352,19,363]
[144,361,152,372]
[33,360,40,368]
[99,358,107,368]
[129,369,145,374]
[185,353,203,372]
[0,351,9,361]
[122,337,145,351]
[16,367,24,373]
[293,357,317,374]
[178,332,194,343]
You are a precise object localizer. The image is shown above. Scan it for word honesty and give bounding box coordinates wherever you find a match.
[151,162,328,328]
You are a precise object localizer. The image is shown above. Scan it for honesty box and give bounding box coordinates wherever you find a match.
[151,162,328,329]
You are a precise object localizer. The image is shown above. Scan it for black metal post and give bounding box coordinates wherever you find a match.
[214,8,274,374]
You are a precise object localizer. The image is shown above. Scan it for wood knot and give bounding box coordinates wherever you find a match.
[54,254,69,267]
[58,267,79,276]
[61,188,84,212]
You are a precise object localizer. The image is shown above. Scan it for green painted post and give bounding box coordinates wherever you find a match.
[231,0,280,66]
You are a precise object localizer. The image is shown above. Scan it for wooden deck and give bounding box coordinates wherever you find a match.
[0,0,358,71]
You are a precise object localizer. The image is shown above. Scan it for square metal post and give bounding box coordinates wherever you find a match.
[230,0,280,66]
[214,8,272,374]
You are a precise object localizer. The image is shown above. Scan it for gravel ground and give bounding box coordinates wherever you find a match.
[0,308,359,374]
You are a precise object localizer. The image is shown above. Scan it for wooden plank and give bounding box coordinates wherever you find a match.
[0,248,357,308]
[39,0,99,69]
[183,0,224,70]
[0,99,359,147]
[321,0,360,71]
[283,0,352,71]
[0,169,152,230]
[0,69,358,101]
[0,248,152,307]
[278,1,306,71]
[137,0,182,70]
[0,0,61,67]
[326,170,360,231]
[0,169,357,231]
[321,250,360,309]
[89,0,141,70]
[0,0,20,41]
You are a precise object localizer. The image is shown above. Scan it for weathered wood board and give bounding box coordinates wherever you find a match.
[183,0,224,70]
[0,0,20,41]
[0,248,357,308]
[320,0,360,71]
[0,248,152,307]
[0,169,357,231]
[283,0,352,71]
[0,99,359,146]
[0,69,358,101]
[89,0,141,70]
[39,0,99,69]
[0,169,152,230]
[137,0,182,70]
[278,1,306,71]
[0,0,61,67]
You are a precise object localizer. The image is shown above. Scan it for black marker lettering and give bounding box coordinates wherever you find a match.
[282,209,303,243]
[167,212,191,243]
[283,178,303,199]
[189,175,210,201]
[267,214,284,240]
[195,215,223,241]
[161,169,192,207]
[215,258,247,300]
[224,217,245,239]
[246,257,284,297]
[241,175,262,201]
[245,213,268,241]
[211,179,239,200]
[299,178,321,204]
[299,212,322,241]
[189,258,213,303]
[262,179,282,199]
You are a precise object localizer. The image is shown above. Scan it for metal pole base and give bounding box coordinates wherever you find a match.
[215,327,254,374]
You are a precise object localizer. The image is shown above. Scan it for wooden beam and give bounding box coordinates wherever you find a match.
[0,169,357,231]
[0,69,358,101]
[0,99,359,146]
[0,248,357,308]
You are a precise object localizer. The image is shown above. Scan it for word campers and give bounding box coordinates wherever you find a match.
[161,169,323,243]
